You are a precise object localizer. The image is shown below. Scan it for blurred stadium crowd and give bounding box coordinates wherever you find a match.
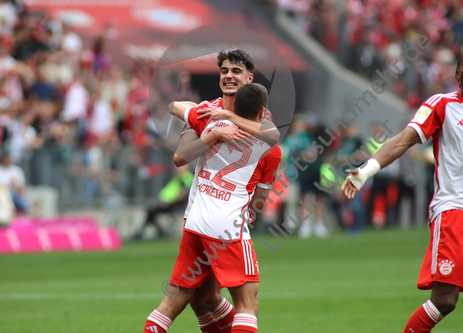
[0,0,446,236]
[0,0,196,219]
[273,0,463,108]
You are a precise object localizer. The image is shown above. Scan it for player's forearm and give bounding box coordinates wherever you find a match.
[174,132,219,166]
[347,127,420,191]
[249,188,270,212]
[168,101,197,120]
[372,131,417,169]
[229,114,280,145]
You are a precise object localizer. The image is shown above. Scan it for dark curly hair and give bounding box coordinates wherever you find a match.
[217,49,255,73]
[455,57,462,88]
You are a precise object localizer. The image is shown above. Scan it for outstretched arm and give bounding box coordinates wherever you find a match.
[370,127,421,168]
[341,127,421,199]
[168,101,198,120]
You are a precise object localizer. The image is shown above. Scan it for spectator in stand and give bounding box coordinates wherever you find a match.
[61,22,82,59]
[29,65,60,101]
[0,152,27,212]
[0,0,19,36]
[7,108,38,164]
[61,73,88,123]
[276,0,463,106]
[13,24,48,62]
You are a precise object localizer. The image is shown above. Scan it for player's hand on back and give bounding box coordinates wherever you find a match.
[197,108,233,121]
[341,168,360,199]
[215,125,253,150]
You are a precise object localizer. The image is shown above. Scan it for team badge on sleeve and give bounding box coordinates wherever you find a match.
[413,106,432,124]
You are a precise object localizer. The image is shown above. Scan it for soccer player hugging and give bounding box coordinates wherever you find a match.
[143,82,281,333]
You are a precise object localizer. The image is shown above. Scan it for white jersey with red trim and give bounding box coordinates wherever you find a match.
[407,91,463,223]
[184,119,281,241]
[181,98,274,222]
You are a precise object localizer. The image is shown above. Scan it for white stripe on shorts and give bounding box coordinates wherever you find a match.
[246,240,254,275]
[242,240,249,275]
[242,240,254,275]
[431,214,442,274]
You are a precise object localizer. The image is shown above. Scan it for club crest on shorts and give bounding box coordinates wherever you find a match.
[438,259,455,275]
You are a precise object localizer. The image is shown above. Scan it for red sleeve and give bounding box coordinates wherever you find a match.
[407,94,447,143]
[185,105,210,136]
[257,146,282,188]
[263,109,273,123]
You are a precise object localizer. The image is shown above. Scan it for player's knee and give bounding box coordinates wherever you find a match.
[435,294,458,316]
[235,295,259,315]
[196,288,222,309]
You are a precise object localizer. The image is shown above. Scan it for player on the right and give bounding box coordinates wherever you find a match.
[341,58,463,333]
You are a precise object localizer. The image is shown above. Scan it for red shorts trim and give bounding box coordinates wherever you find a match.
[170,230,259,289]
[418,209,463,291]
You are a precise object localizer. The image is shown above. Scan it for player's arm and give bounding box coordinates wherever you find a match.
[197,109,280,145]
[227,112,280,145]
[341,127,421,199]
[173,126,252,167]
[249,187,270,211]
[168,101,198,120]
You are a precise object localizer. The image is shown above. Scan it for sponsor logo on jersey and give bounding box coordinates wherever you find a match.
[438,260,455,275]
[457,119,463,126]
[211,121,230,128]
[199,183,232,201]
[413,106,432,124]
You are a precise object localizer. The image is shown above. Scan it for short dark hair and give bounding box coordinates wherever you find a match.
[217,49,255,73]
[456,57,462,88]
[234,83,268,120]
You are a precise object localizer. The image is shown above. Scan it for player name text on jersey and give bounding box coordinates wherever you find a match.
[198,183,232,201]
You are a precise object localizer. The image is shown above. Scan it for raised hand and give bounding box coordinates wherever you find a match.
[341,168,359,199]
[197,108,233,121]
[215,125,253,150]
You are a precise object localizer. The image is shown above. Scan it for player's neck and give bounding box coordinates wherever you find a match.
[222,95,235,111]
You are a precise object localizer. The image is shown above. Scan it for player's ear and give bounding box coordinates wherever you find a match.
[248,72,254,83]
[257,106,265,122]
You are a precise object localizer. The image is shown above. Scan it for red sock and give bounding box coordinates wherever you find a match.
[198,312,221,333]
[403,300,443,333]
[212,297,235,333]
[231,313,257,333]
[144,309,172,333]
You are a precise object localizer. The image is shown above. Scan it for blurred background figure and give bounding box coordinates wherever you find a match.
[0,152,27,213]
[133,164,192,240]
[364,122,397,228]
[337,123,364,234]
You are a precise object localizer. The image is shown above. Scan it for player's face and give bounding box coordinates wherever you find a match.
[458,60,463,88]
[219,60,253,97]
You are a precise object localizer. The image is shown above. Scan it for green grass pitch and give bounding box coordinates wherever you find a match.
[0,228,461,332]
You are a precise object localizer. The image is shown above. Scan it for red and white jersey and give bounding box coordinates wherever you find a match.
[185,119,281,241]
[183,119,281,242]
[181,98,274,222]
[408,91,463,223]
[182,97,273,136]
